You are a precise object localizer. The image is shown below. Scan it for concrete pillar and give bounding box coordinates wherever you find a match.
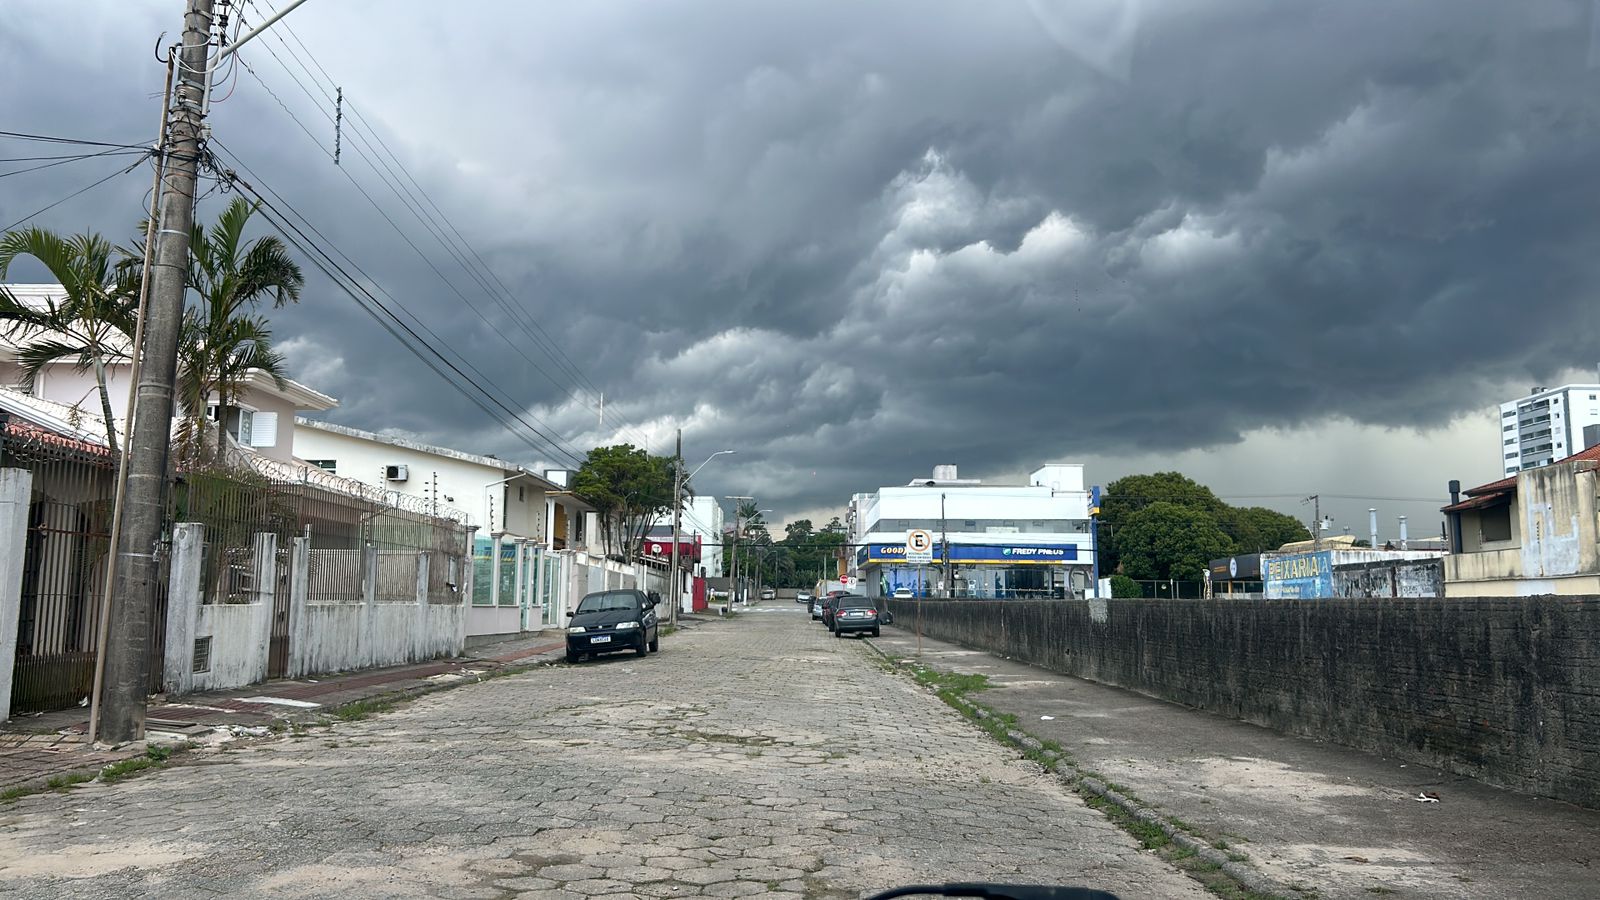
[0,468,35,722]
[513,538,528,630]
[247,532,277,685]
[414,550,429,660]
[287,535,309,677]
[162,523,205,696]
[359,543,377,669]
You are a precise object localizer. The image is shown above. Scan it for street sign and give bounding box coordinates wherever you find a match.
[906,529,934,564]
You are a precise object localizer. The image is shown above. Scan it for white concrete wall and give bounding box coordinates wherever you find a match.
[289,541,466,677]
[293,424,544,534]
[164,527,276,694]
[0,468,35,722]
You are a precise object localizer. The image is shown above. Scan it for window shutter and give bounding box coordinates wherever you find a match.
[249,411,278,447]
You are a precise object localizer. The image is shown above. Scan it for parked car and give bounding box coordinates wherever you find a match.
[760,587,777,601]
[797,591,813,604]
[892,587,914,599]
[820,590,850,628]
[809,596,825,619]
[832,595,881,638]
[566,589,659,663]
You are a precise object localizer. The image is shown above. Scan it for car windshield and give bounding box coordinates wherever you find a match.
[839,597,875,609]
[577,592,639,613]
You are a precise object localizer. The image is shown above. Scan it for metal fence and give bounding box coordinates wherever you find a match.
[4,433,471,716]
[1,416,120,714]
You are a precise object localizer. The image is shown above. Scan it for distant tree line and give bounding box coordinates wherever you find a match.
[1100,472,1311,583]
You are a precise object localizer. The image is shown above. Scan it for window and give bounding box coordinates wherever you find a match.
[235,409,253,446]
[1479,505,1513,543]
[518,486,525,502]
[1503,409,1516,417]
[1505,452,1517,459]
[308,459,337,473]
[1503,423,1514,431]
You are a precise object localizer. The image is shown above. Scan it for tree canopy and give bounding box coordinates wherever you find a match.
[1115,501,1234,581]
[573,443,675,559]
[1103,472,1312,584]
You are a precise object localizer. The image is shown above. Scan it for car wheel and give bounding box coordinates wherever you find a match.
[834,628,843,639]
[872,628,881,637]
[635,636,648,656]
[566,650,581,664]
[649,634,660,652]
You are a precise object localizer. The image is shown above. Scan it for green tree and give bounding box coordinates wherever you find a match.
[573,443,675,559]
[178,198,304,465]
[0,228,140,455]
[1116,501,1233,582]
[1100,472,1225,573]
[1218,505,1311,553]
[1109,574,1143,598]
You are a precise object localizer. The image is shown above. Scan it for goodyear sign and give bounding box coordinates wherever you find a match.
[1264,551,1333,599]
[857,543,1077,565]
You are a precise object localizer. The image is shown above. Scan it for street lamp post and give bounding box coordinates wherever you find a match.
[724,496,754,611]
[669,442,734,626]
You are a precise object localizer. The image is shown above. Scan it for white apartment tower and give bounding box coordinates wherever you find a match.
[1499,384,1600,476]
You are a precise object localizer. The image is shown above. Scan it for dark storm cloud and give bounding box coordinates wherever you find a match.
[5,1,1600,517]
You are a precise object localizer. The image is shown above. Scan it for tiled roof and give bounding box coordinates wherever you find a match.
[1449,442,1600,512]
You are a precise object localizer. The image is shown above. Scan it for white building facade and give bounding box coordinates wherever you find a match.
[848,464,1095,599]
[292,418,589,638]
[1498,384,1600,477]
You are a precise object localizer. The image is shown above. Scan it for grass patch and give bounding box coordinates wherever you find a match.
[330,696,399,721]
[46,772,94,791]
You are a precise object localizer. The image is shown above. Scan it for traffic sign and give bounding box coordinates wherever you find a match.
[906,529,934,564]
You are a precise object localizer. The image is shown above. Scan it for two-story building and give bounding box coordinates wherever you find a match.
[848,464,1094,599]
[0,283,340,460]
[1443,444,1600,596]
[292,418,594,638]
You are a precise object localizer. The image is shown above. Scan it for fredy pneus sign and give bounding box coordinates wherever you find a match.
[857,543,1078,565]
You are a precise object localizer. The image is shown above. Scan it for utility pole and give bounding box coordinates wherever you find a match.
[98,0,215,745]
[668,428,682,627]
[724,496,752,608]
[940,492,949,598]
[1304,494,1322,554]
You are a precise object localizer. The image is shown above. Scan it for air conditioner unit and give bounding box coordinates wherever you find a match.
[385,464,409,482]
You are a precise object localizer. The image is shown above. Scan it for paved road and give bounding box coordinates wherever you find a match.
[0,603,1204,899]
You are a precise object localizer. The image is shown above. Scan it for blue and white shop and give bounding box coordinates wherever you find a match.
[846,463,1096,599]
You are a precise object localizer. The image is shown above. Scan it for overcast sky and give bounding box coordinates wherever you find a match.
[5,0,1600,538]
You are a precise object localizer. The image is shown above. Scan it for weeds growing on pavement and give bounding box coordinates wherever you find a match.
[331,697,399,721]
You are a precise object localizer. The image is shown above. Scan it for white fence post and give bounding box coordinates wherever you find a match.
[288,534,309,677]
[162,523,205,695]
[0,468,35,722]
[246,532,277,685]
[360,543,377,669]
[413,550,428,660]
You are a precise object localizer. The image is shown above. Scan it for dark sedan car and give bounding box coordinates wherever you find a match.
[819,590,850,628]
[831,595,881,638]
[567,589,659,662]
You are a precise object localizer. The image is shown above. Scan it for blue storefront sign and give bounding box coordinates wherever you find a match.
[857,542,1077,565]
[1263,551,1333,599]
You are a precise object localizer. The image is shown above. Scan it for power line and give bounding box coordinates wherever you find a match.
[241,2,650,448]
[0,153,152,233]
[207,142,589,468]
[0,146,149,180]
[0,130,147,149]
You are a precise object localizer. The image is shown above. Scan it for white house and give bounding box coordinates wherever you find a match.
[292,418,593,639]
[0,283,339,461]
[848,464,1095,599]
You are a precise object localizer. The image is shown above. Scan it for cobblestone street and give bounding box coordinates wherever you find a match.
[0,605,1204,899]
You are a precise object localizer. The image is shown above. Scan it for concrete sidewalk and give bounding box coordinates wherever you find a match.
[1,631,566,793]
[871,625,1600,900]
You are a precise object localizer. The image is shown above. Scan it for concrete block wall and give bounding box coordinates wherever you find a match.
[887,596,1600,809]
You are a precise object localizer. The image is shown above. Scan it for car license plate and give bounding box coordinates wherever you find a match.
[590,635,611,643]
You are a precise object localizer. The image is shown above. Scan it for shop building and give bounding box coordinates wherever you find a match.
[847,464,1093,599]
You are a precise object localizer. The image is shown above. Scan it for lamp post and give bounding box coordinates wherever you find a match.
[670,443,734,625]
[743,509,773,603]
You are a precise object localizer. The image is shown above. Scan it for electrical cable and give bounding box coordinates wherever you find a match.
[0,130,147,149]
[0,146,148,179]
[236,38,650,448]
[207,142,589,467]
[247,2,649,446]
[0,153,151,233]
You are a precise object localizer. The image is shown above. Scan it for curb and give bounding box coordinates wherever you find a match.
[865,637,1291,900]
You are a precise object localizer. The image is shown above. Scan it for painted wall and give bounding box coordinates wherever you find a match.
[889,596,1600,810]
[293,424,545,534]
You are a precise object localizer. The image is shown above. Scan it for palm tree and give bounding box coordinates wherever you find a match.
[177,198,303,465]
[0,228,140,455]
